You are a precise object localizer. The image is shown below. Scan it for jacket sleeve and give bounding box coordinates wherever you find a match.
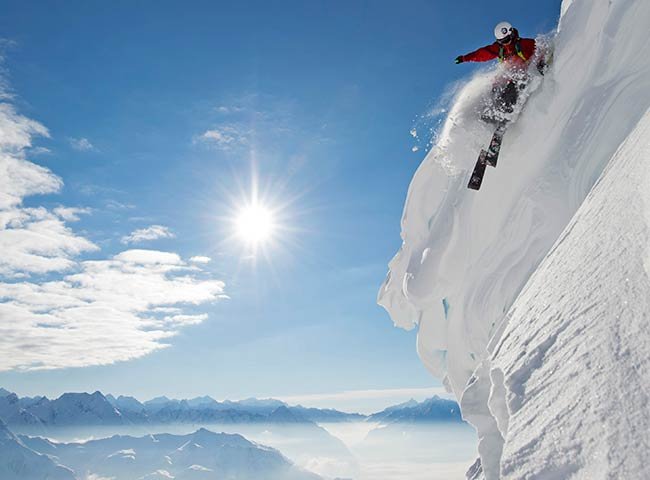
[460,43,500,62]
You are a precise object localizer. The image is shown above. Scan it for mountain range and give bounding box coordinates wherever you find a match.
[0,388,462,428]
[0,420,320,480]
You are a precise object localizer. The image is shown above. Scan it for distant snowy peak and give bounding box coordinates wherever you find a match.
[0,391,126,427]
[378,398,419,414]
[114,395,147,412]
[48,391,124,425]
[0,394,45,427]
[185,395,220,409]
[143,396,174,412]
[368,396,462,423]
[267,406,307,423]
[188,427,251,447]
[220,397,288,414]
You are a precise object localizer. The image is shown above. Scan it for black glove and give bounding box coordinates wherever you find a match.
[455,56,464,64]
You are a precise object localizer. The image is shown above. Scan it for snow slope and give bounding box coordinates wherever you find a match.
[0,421,75,480]
[378,0,650,477]
[485,102,650,479]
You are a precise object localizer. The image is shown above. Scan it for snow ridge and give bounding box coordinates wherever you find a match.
[379,0,650,477]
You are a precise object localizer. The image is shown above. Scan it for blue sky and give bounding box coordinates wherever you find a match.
[0,0,561,411]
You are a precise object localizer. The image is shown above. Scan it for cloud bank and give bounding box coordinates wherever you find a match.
[0,87,225,371]
[0,249,225,370]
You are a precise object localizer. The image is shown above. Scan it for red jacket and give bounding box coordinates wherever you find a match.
[460,37,536,69]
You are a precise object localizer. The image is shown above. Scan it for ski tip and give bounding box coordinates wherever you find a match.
[467,150,489,190]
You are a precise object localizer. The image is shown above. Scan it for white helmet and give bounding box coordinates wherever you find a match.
[494,21,514,41]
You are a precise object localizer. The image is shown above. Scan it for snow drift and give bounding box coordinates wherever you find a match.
[485,104,650,479]
[379,0,650,477]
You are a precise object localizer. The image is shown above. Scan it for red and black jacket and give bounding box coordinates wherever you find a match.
[458,29,536,68]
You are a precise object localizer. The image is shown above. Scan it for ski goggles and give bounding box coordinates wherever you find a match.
[497,34,513,45]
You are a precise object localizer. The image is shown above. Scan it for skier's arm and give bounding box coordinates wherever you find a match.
[457,44,500,63]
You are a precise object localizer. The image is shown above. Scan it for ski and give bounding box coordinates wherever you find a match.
[467,149,489,190]
[486,121,508,167]
[467,121,508,190]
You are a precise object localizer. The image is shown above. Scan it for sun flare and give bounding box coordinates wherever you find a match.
[236,204,275,245]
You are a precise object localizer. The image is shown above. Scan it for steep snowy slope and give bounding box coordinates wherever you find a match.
[378,0,650,477]
[380,0,650,400]
[481,104,650,479]
[0,421,76,480]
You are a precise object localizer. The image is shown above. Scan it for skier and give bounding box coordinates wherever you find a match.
[455,22,545,121]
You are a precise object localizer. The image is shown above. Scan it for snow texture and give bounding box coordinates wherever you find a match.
[379,0,650,477]
[489,104,650,479]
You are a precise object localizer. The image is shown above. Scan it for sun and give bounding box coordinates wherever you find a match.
[235,203,275,246]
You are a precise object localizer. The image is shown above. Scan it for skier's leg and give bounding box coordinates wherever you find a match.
[480,82,505,123]
[499,81,518,113]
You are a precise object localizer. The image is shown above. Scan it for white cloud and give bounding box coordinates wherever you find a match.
[0,103,49,151]
[216,105,244,114]
[0,104,60,209]
[121,225,175,244]
[152,306,182,314]
[196,124,248,151]
[105,199,135,210]
[29,146,52,156]
[0,101,89,278]
[0,155,61,210]
[0,207,98,276]
[164,314,208,326]
[0,84,227,371]
[53,206,92,221]
[0,250,225,370]
[113,249,182,265]
[189,256,211,264]
[68,137,96,151]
